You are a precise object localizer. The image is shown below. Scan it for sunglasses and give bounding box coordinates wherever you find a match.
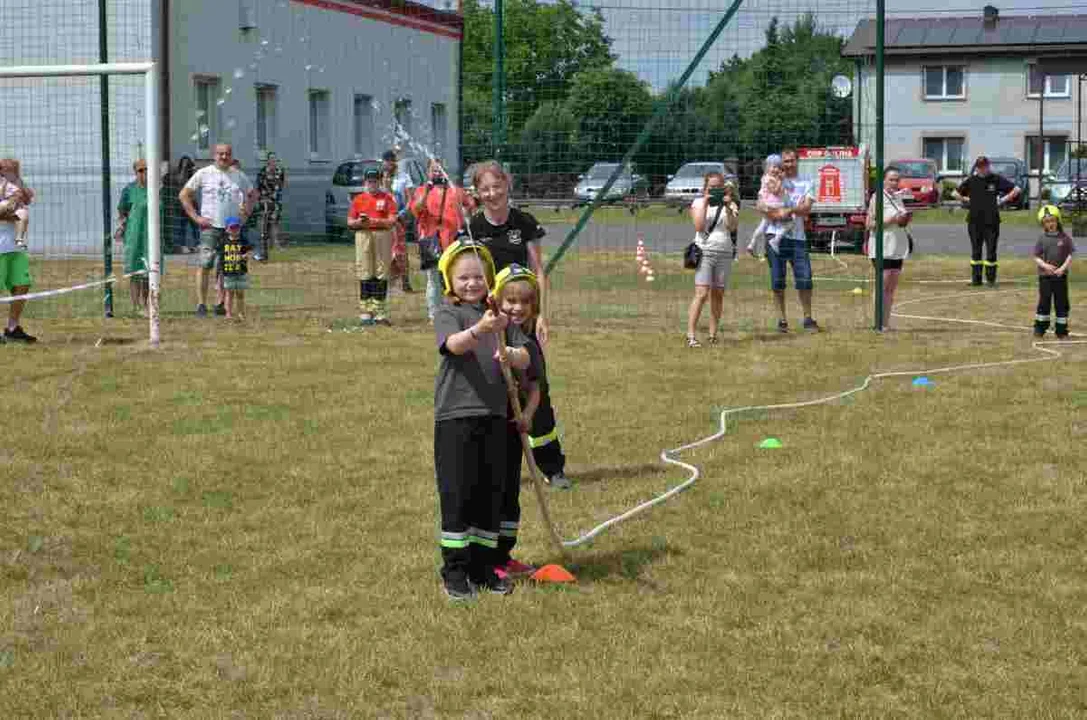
[136,168,148,173]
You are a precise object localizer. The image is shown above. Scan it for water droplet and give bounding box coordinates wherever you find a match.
[190,132,199,142]
[233,68,245,79]
[199,124,210,136]
[274,45,283,54]
[318,66,325,73]
[261,38,269,46]
[224,86,233,95]
[248,62,258,71]
[216,98,226,106]
[226,118,237,129]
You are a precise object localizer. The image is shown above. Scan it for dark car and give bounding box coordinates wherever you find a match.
[1042,158,1087,211]
[986,157,1030,210]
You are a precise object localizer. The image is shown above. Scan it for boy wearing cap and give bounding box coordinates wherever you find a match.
[221,216,251,320]
[953,156,1021,286]
[347,167,399,325]
[1033,205,1074,338]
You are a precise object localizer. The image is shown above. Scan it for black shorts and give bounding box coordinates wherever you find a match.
[871,258,904,270]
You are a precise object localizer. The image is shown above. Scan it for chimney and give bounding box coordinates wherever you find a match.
[983,5,999,28]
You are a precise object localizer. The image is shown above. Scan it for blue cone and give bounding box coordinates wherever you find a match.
[912,376,934,387]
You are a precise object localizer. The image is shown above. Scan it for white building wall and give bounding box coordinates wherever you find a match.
[855,54,1078,195]
[0,0,460,253]
[169,0,460,236]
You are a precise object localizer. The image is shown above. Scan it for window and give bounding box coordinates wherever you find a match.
[394,98,412,136]
[1026,136,1069,174]
[308,90,331,159]
[353,94,374,157]
[430,103,447,152]
[922,137,965,173]
[1027,65,1071,98]
[194,76,221,151]
[923,66,965,100]
[256,84,277,152]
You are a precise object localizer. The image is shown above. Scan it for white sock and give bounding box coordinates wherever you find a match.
[7,319,17,331]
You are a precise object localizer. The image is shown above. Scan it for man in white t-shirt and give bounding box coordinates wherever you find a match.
[179,144,257,317]
[777,148,819,332]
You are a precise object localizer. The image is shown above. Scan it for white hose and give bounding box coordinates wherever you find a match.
[558,287,1084,549]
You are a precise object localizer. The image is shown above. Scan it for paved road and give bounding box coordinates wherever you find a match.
[535,219,1043,258]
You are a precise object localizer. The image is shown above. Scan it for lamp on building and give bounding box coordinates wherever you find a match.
[983,5,999,29]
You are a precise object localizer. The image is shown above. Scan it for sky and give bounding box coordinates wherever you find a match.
[463,0,1087,90]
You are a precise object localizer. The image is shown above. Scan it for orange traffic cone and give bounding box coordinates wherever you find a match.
[530,564,576,583]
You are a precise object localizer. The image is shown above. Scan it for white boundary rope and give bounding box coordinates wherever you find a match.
[557,286,1084,549]
[0,269,147,304]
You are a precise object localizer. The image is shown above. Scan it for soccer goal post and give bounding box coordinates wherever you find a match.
[0,62,162,346]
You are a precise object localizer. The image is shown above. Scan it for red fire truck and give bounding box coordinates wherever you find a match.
[795,146,871,254]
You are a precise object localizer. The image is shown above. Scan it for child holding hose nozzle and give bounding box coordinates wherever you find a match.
[432,240,532,601]
[491,264,545,580]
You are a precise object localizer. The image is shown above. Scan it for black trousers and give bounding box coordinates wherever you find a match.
[498,423,524,564]
[530,390,566,477]
[1035,275,1071,336]
[434,416,506,580]
[968,221,1000,284]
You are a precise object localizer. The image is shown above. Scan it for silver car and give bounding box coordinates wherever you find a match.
[573,163,647,207]
[324,156,426,241]
[664,162,736,211]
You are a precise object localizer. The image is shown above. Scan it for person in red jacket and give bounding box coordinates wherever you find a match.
[348,167,399,325]
[410,157,470,321]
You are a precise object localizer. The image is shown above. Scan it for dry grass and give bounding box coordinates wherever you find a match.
[2,247,1085,718]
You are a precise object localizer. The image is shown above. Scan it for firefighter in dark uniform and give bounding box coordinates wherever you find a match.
[953,155,1021,286]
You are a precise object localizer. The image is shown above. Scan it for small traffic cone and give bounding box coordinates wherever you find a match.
[530,564,576,583]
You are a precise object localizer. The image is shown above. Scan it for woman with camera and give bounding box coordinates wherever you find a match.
[410,157,468,321]
[686,171,739,347]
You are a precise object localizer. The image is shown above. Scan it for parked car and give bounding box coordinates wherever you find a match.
[663,162,738,212]
[572,162,649,208]
[987,157,1030,210]
[889,158,939,207]
[324,156,426,241]
[1042,158,1087,210]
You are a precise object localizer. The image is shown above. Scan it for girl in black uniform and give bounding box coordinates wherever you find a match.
[468,161,572,488]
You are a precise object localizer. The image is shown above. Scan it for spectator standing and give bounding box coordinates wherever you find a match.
[952,155,1021,286]
[179,144,257,317]
[255,151,287,261]
[411,157,468,320]
[1032,205,1074,338]
[866,166,912,329]
[348,167,399,325]
[686,171,738,347]
[0,157,36,343]
[117,159,162,316]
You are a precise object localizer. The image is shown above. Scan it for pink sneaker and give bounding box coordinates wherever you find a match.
[502,558,537,579]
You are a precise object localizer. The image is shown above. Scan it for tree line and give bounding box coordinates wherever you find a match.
[461,0,855,195]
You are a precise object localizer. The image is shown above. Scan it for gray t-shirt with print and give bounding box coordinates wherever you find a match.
[434,302,528,422]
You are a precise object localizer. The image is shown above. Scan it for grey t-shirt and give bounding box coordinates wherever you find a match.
[434,302,528,422]
[1033,231,1075,273]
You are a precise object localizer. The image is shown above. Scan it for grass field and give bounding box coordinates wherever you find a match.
[2,248,1085,718]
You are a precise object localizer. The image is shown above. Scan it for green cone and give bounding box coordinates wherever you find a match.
[758,437,783,449]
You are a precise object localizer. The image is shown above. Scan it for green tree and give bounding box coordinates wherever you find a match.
[520,101,579,175]
[702,13,854,179]
[562,67,653,164]
[461,0,615,162]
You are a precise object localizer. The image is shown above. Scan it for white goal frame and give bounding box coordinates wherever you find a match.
[0,62,162,346]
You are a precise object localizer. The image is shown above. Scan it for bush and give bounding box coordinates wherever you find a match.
[941,181,958,202]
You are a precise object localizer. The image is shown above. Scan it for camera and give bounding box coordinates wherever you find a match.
[430,175,447,186]
[707,187,726,207]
